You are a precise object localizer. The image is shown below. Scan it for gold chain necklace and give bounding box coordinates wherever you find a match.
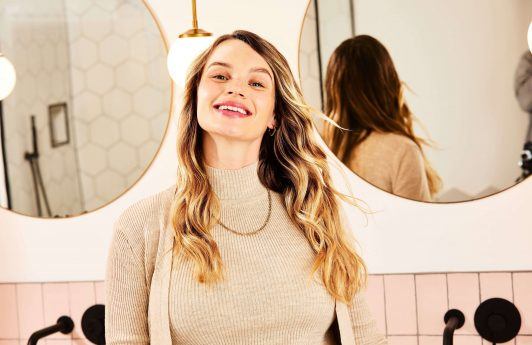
[217,189,272,236]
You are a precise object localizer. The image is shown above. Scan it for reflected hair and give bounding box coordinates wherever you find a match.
[322,35,442,197]
[169,29,367,305]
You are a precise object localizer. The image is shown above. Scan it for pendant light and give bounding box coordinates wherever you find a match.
[0,52,16,100]
[167,0,214,88]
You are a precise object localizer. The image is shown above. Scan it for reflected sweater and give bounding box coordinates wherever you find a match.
[347,132,431,201]
[105,161,387,345]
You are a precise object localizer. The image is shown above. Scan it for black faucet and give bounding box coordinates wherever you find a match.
[27,316,74,345]
[443,309,465,345]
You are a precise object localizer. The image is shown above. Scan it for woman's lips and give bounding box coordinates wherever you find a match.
[214,106,251,118]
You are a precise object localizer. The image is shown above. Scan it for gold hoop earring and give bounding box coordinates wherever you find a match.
[269,126,276,136]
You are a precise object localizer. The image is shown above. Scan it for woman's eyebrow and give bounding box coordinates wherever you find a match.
[207,61,272,81]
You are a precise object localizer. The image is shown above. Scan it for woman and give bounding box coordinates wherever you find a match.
[321,35,441,202]
[105,30,386,345]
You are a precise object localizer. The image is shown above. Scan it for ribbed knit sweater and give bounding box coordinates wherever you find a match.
[105,161,387,345]
[347,132,431,201]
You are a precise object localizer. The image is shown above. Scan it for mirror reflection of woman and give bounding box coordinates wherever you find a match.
[321,35,441,202]
[105,30,387,344]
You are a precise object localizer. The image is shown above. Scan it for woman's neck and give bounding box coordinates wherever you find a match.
[202,131,262,169]
[205,160,267,201]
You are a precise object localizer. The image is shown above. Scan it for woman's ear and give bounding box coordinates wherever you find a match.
[268,114,277,129]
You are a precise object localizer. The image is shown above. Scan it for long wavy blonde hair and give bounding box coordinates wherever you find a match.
[169,30,367,306]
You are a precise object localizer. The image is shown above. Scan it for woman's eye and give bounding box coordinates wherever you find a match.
[250,81,264,88]
[213,74,227,80]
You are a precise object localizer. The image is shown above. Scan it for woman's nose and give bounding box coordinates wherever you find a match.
[226,79,246,97]
[228,90,245,97]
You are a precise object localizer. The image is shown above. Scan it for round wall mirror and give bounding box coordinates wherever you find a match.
[299,0,532,203]
[0,0,172,217]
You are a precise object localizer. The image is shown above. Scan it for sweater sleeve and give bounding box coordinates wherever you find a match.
[105,219,150,345]
[347,291,388,345]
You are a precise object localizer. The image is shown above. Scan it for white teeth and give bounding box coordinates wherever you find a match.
[218,105,248,115]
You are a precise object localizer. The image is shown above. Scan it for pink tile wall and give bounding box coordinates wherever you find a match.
[0,282,102,345]
[361,272,532,345]
[0,272,531,344]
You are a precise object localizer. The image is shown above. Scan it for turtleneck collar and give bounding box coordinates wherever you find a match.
[205,160,268,201]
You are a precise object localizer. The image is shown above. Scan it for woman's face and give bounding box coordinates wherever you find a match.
[197,39,276,142]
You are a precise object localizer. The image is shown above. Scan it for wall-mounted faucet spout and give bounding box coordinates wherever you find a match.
[27,315,74,345]
[443,309,465,345]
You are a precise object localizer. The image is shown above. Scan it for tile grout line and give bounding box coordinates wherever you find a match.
[445,273,449,310]
[68,282,76,341]
[413,274,419,343]
[383,275,388,336]
[68,282,73,341]
[478,272,482,302]
[478,270,483,344]
[41,282,46,341]
[443,272,449,343]
[15,284,21,342]
[476,273,481,338]
[511,272,516,345]
[93,280,98,305]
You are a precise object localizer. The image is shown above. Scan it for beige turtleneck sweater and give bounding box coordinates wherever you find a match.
[105,161,387,345]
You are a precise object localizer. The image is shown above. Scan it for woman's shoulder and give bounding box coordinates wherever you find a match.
[114,185,175,235]
[364,131,419,151]
[353,132,420,163]
[367,132,424,168]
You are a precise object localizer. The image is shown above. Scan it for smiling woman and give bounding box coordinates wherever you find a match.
[105,29,387,345]
[197,40,276,150]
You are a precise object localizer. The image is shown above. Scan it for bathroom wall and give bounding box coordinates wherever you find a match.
[1,272,531,344]
[0,0,83,217]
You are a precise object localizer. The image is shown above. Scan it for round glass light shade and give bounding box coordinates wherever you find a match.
[167,36,215,88]
[0,55,16,100]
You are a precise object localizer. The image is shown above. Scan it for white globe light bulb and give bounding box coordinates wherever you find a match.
[0,55,16,100]
[167,36,215,89]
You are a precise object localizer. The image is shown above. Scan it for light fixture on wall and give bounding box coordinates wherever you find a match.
[167,0,214,88]
[0,52,16,100]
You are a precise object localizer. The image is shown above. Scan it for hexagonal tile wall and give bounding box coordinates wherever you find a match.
[65,0,171,213]
[0,0,83,217]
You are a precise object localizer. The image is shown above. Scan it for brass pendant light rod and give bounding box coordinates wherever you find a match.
[178,0,212,38]
[191,0,198,29]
